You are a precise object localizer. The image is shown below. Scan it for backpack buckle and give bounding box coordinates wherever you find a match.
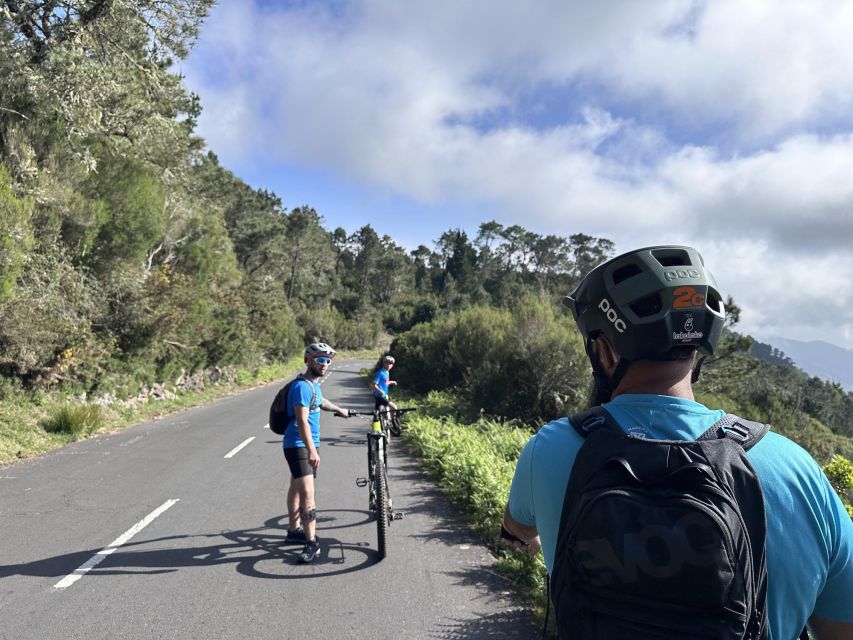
[581,415,606,432]
[724,422,750,441]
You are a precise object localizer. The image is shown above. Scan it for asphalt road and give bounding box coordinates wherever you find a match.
[0,359,539,639]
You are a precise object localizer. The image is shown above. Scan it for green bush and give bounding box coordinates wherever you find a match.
[297,305,380,351]
[0,164,34,305]
[824,455,853,516]
[43,403,104,437]
[392,295,589,422]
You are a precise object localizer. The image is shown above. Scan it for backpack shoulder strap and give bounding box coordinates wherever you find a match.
[697,413,770,451]
[567,405,622,439]
[292,374,318,411]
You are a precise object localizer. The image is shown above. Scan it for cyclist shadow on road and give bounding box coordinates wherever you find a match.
[0,510,377,583]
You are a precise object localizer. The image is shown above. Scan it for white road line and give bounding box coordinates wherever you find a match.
[263,423,269,429]
[54,499,180,590]
[224,436,255,459]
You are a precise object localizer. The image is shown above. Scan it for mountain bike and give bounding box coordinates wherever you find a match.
[345,408,415,560]
[375,389,416,437]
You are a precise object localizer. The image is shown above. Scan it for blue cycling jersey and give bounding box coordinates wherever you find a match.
[282,378,322,448]
[508,394,853,640]
[373,368,390,398]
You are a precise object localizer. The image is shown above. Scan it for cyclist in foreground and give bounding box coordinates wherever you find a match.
[503,246,853,639]
[283,342,350,564]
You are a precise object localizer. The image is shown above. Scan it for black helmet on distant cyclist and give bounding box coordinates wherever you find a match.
[305,342,336,358]
[564,245,726,370]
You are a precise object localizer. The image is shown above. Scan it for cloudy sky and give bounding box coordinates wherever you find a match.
[183,0,853,350]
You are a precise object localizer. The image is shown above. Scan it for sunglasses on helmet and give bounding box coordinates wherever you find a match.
[312,356,333,365]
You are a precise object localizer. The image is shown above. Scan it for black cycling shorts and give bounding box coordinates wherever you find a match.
[374,395,390,410]
[284,446,316,479]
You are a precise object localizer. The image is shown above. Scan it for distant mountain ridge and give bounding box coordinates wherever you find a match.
[759,336,853,391]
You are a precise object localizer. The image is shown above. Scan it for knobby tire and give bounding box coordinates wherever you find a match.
[375,458,389,561]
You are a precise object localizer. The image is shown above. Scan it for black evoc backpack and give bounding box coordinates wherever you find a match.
[550,406,770,640]
[268,375,316,436]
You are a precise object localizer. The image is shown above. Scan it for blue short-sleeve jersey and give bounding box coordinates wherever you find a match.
[373,369,390,398]
[282,378,322,448]
[507,394,853,640]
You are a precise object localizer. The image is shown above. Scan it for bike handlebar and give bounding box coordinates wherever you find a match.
[332,408,418,418]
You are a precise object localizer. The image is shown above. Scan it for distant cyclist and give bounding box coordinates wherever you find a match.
[372,355,399,433]
[283,342,350,564]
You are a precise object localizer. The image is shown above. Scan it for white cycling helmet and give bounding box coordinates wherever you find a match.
[305,342,336,358]
[383,355,395,364]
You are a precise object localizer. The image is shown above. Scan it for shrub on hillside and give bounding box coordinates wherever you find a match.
[297,305,380,350]
[392,295,589,422]
[824,455,853,517]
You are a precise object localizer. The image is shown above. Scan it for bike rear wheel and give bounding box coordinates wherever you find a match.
[375,459,389,560]
[389,412,401,437]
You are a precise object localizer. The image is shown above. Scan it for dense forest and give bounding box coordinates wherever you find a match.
[1,1,851,512]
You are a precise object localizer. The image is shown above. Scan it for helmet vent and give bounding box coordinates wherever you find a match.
[629,294,663,318]
[706,287,724,314]
[652,249,692,267]
[612,263,643,285]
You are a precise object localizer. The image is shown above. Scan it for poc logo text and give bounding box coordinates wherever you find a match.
[664,268,700,282]
[598,298,627,333]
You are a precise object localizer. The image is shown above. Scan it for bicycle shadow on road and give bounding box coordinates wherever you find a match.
[0,510,379,583]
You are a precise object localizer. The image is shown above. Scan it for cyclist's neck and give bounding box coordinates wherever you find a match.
[610,360,694,401]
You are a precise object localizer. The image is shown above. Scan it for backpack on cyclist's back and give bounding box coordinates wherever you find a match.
[268,375,316,436]
[550,406,770,640]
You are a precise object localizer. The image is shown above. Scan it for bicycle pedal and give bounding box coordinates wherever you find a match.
[392,512,404,520]
[355,477,367,487]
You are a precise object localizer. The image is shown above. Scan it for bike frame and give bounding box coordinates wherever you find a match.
[349,406,415,560]
[366,423,392,559]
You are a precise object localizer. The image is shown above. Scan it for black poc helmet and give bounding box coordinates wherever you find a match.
[565,245,726,366]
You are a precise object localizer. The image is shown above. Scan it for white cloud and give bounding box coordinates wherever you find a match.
[183,0,853,347]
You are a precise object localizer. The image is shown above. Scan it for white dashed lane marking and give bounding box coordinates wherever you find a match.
[54,499,180,589]
[224,437,255,459]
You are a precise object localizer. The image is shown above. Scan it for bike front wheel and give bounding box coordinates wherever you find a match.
[375,460,389,561]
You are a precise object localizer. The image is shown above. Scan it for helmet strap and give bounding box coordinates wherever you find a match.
[611,357,632,389]
[584,338,631,406]
[691,355,706,384]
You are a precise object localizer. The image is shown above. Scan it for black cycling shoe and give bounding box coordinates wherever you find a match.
[284,527,307,544]
[298,538,321,564]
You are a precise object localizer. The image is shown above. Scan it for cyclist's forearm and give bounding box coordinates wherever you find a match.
[320,398,345,413]
[503,506,539,542]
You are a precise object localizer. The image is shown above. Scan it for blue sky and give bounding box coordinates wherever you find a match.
[183,0,853,350]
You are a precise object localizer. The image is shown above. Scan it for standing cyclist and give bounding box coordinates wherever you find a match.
[372,355,399,432]
[283,342,350,564]
[503,246,853,639]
